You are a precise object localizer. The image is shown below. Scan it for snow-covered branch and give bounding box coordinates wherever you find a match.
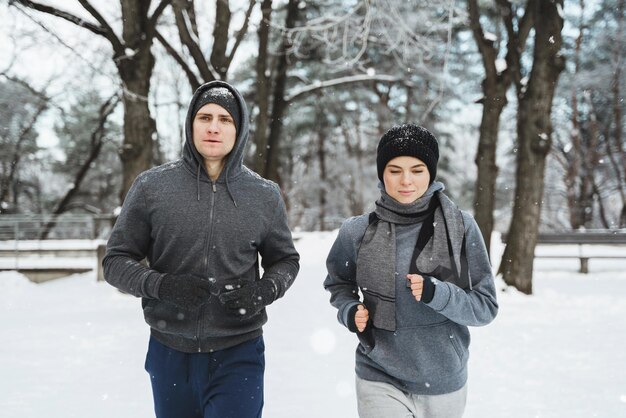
[285,74,410,103]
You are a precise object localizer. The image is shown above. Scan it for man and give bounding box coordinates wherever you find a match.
[103,80,300,418]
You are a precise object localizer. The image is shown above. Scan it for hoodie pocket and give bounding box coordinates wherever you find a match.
[445,322,467,362]
[143,299,197,338]
[365,320,468,382]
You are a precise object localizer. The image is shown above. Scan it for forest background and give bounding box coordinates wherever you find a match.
[1,0,624,294]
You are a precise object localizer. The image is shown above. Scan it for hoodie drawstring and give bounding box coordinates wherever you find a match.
[195,163,237,207]
[225,175,237,207]
[196,165,201,201]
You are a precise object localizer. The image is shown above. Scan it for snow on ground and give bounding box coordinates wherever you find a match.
[1,231,626,418]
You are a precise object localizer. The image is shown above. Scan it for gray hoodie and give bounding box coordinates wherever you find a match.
[103,81,300,353]
[324,209,498,395]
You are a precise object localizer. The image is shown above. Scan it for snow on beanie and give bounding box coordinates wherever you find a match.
[192,86,241,133]
[376,124,439,184]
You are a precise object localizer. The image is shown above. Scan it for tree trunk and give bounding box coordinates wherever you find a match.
[467,0,533,255]
[254,0,273,175]
[211,0,231,79]
[264,0,299,186]
[317,105,328,231]
[612,0,626,227]
[116,0,162,202]
[565,0,585,229]
[473,84,507,254]
[500,0,565,294]
[342,120,366,216]
[581,90,601,228]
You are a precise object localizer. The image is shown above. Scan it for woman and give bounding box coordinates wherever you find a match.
[324,124,498,418]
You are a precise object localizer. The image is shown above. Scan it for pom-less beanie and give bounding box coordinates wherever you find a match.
[192,86,241,133]
[376,124,439,184]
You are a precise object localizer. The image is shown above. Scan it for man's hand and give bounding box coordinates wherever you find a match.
[158,274,215,310]
[218,279,277,320]
[407,273,435,303]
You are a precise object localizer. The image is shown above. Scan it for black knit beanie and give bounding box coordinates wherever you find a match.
[192,86,241,132]
[376,124,439,184]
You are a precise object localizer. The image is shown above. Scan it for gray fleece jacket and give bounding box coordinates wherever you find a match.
[103,81,299,353]
[324,210,498,395]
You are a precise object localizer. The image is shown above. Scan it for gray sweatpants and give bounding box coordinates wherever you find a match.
[356,376,467,418]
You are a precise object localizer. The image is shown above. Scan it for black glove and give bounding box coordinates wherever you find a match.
[218,279,278,320]
[346,304,361,333]
[421,276,436,304]
[346,304,375,354]
[158,274,215,311]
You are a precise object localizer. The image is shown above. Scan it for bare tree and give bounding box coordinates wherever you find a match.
[499,0,566,294]
[255,0,299,185]
[155,0,255,90]
[553,1,605,230]
[10,0,171,203]
[552,0,624,230]
[254,0,461,186]
[609,0,626,226]
[39,94,120,239]
[562,0,588,229]
[0,74,49,212]
[467,0,534,254]
[253,0,273,175]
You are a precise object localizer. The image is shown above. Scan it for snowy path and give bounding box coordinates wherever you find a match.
[1,231,625,417]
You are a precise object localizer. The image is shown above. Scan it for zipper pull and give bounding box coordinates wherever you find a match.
[212,182,217,193]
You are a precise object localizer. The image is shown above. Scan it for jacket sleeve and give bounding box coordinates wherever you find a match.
[102,175,163,299]
[424,212,498,326]
[258,188,300,300]
[323,221,362,329]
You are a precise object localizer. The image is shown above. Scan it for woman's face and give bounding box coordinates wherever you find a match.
[383,156,431,204]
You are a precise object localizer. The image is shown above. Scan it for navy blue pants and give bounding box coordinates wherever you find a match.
[145,336,265,418]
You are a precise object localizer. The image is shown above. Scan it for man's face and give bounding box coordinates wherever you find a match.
[192,103,237,164]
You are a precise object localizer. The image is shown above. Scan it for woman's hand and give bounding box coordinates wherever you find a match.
[407,273,436,303]
[354,304,370,332]
[407,273,425,301]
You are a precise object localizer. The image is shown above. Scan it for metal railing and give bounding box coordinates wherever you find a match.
[0,214,114,281]
[0,214,116,241]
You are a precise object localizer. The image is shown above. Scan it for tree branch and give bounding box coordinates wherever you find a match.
[226,0,256,69]
[496,0,536,89]
[10,0,108,37]
[148,0,173,32]
[76,0,124,52]
[0,73,50,103]
[285,74,410,103]
[155,29,200,89]
[210,0,232,78]
[172,0,217,82]
[467,0,498,79]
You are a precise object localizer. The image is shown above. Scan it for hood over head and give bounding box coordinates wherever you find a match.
[183,80,250,185]
[191,87,241,133]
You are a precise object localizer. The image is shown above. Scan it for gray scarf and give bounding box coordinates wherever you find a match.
[356,182,474,331]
